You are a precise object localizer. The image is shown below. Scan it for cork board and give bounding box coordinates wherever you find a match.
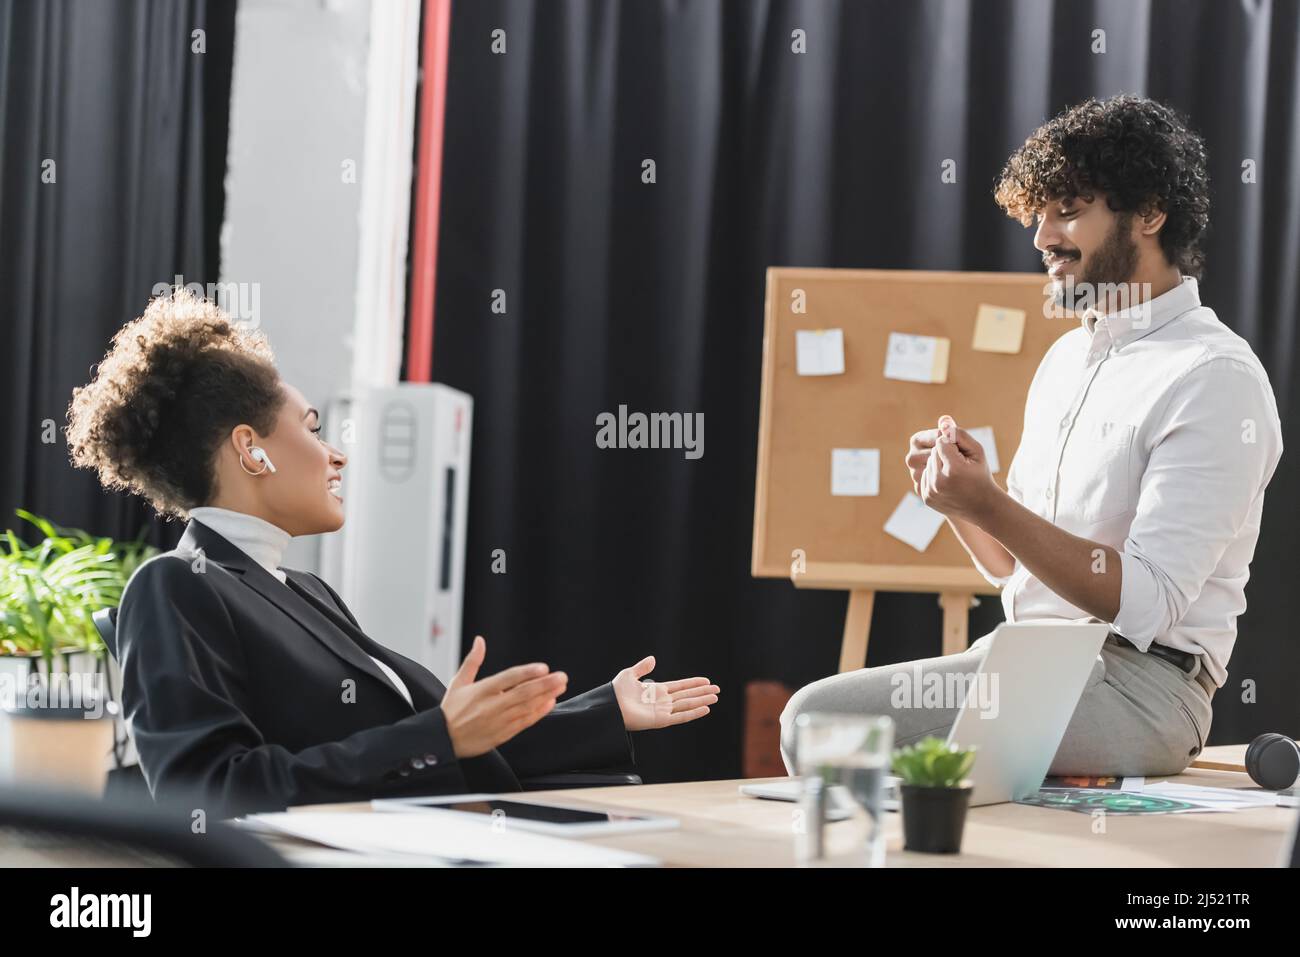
[752,267,1073,589]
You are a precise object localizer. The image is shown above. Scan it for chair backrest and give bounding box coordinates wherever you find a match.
[92,606,118,660]
[91,605,135,769]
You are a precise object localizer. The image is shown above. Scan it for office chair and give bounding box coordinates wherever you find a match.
[94,606,137,783]
[93,606,120,659]
[92,607,640,793]
[0,784,287,866]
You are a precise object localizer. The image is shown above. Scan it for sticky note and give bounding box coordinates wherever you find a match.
[831,448,880,496]
[884,492,946,552]
[972,304,1026,354]
[883,333,949,384]
[967,425,1000,474]
[796,329,845,376]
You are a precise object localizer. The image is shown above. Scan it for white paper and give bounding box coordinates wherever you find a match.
[883,332,949,384]
[883,492,946,552]
[1140,782,1281,809]
[796,328,845,376]
[242,811,659,867]
[967,425,1000,474]
[831,448,880,496]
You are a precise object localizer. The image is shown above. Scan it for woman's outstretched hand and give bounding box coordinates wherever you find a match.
[612,656,719,731]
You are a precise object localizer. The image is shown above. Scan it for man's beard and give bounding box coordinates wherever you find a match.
[1079,210,1138,289]
[1050,211,1139,311]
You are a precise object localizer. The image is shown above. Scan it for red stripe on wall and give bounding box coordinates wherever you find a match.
[405,0,453,382]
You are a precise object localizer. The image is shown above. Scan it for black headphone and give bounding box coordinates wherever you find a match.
[1244,733,1300,790]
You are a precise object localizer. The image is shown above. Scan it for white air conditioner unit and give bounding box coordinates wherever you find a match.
[320,383,472,684]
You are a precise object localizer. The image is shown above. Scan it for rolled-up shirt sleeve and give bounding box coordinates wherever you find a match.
[1112,357,1282,648]
[971,551,1017,589]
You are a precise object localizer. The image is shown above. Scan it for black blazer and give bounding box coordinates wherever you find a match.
[115,520,634,816]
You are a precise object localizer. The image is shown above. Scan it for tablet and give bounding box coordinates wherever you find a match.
[370,793,679,837]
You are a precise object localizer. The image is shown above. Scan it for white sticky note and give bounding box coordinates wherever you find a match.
[796,329,846,376]
[831,449,880,496]
[967,425,1000,474]
[883,333,949,384]
[884,492,946,552]
[972,304,1026,354]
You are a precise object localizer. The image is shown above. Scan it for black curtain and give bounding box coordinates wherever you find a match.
[0,0,237,549]
[430,0,1300,782]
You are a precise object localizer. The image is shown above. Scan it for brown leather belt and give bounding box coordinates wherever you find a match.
[1108,632,1216,695]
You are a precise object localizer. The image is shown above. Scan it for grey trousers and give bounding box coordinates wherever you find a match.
[779,629,1216,777]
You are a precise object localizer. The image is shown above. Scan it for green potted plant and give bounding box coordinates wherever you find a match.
[892,736,977,853]
[0,510,156,793]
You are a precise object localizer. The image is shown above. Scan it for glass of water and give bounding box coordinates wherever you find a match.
[794,712,894,866]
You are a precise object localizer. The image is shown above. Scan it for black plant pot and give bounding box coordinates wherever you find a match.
[900,783,972,853]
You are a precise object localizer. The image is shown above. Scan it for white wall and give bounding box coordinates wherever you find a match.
[220,0,374,573]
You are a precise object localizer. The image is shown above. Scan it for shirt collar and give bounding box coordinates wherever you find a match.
[1079,275,1200,347]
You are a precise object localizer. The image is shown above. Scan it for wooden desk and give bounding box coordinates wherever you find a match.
[277,745,1295,867]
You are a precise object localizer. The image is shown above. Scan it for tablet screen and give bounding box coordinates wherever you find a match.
[414,799,646,826]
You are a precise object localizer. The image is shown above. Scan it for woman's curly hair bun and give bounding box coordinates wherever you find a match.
[66,287,284,518]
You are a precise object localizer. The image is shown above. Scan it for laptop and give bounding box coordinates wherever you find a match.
[743,621,1108,810]
[948,621,1109,806]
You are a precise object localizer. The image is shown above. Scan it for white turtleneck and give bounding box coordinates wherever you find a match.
[187,506,414,709]
[188,506,292,583]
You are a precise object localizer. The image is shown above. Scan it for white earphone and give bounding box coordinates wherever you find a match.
[242,446,277,475]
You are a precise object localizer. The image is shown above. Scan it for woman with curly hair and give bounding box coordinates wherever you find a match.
[782,95,1282,779]
[67,290,718,815]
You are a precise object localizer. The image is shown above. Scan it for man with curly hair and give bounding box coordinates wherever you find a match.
[782,95,1283,777]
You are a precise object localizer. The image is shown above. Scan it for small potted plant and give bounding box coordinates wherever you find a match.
[892,736,977,854]
[0,510,155,793]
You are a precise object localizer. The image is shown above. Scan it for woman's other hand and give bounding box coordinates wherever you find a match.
[613,656,719,731]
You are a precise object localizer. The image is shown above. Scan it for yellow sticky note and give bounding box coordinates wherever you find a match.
[972,304,1026,354]
[931,336,950,383]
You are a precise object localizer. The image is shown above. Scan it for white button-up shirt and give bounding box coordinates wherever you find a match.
[971,276,1282,688]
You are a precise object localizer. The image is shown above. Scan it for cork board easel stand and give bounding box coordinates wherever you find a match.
[794,564,996,672]
[752,268,1071,673]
